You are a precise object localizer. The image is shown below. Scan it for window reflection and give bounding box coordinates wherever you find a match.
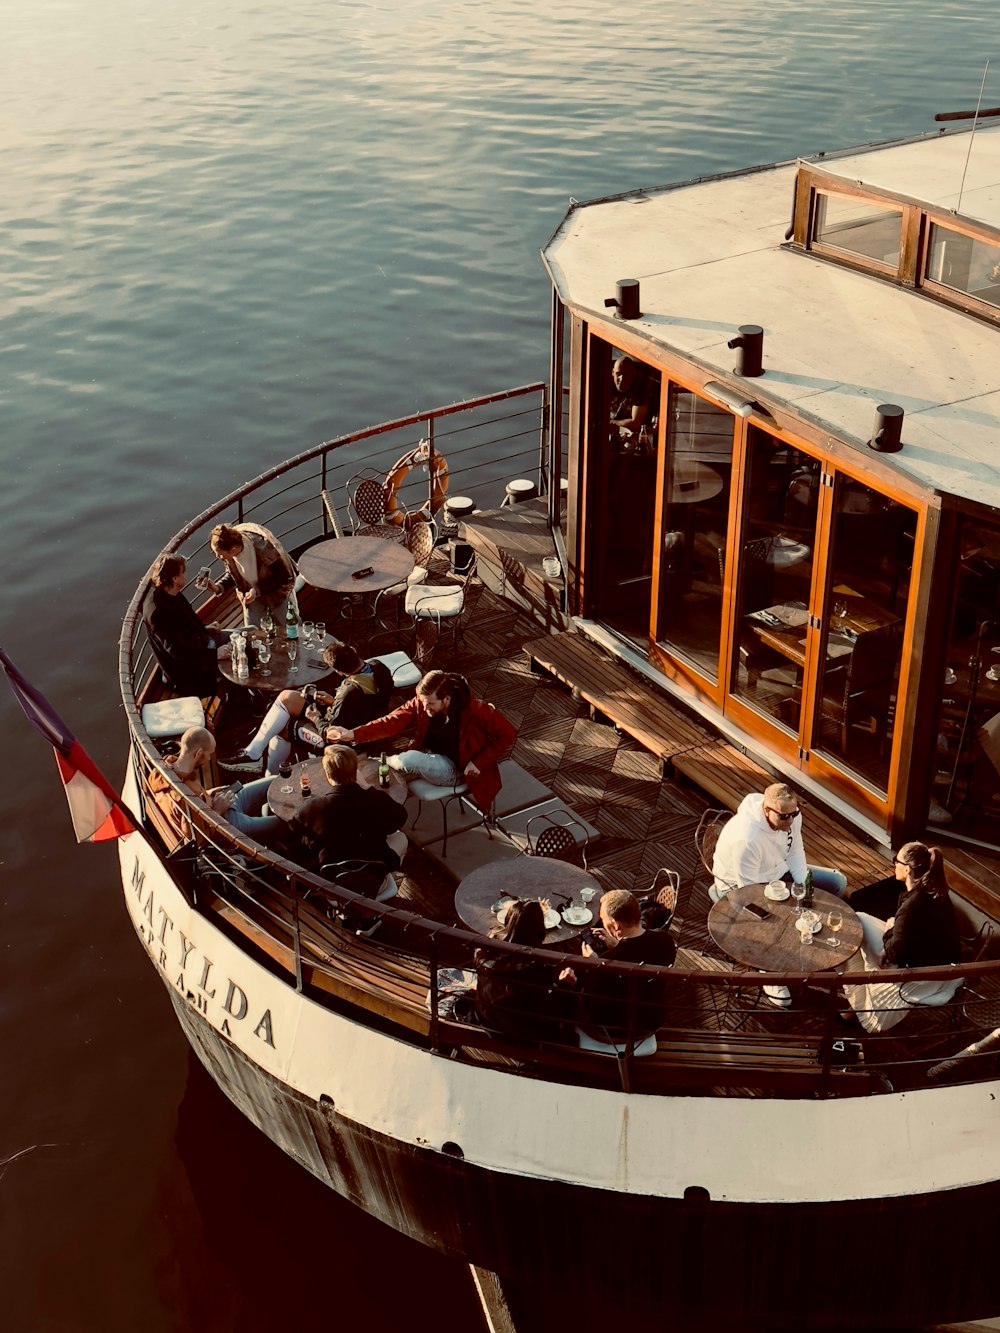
[812,479,912,793]
[935,518,1000,838]
[729,430,817,729]
[656,388,734,679]
[813,192,902,270]
[926,224,1000,312]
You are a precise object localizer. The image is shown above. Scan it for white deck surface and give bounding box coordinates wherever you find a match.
[544,124,1000,510]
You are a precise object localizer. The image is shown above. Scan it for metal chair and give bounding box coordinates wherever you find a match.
[374,518,437,628]
[407,777,493,857]
[406,565,472,660]
[820,622,903,756]
[346,470,407,543]
[523,811,589,868]
[315,859,398,904]
[695,808,734,904]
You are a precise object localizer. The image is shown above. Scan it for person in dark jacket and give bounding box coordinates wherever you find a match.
[223,643,393,773]
[474,899,573,1041]
[141,553,228,697]
[842,842,961,1030]
[287,744,407,877]
[564,889,676,1042]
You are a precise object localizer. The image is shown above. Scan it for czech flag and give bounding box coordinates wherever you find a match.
[0,645,135,843]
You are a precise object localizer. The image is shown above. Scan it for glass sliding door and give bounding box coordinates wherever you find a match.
[654,386,735,683]
[727,426,820,737]
[808,477,914,794]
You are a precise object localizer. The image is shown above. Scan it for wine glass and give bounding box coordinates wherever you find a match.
[827,908,843,940]
[261,608,274,638]
[790,881,807,915]
[314,621,326,645]
[301,620,314,644]
[287,639,298,672]
[278,760,294,795]
[257,640,271,677]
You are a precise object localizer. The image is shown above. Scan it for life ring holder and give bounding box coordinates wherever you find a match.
[384,440,449,526]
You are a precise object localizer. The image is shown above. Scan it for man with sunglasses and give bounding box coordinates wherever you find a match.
[711,783,847,905]
[711,783,847,1006]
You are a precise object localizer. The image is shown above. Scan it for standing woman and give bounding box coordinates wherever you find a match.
[843,842,962,1033]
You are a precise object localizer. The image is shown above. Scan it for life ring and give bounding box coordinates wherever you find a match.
[384,440,449,525]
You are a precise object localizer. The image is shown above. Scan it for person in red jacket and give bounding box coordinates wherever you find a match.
[326,670,515,812]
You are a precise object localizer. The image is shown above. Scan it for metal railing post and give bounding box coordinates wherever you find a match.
[292,880,304,993]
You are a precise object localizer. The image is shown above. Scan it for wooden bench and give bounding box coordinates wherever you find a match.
[524,631,708,770]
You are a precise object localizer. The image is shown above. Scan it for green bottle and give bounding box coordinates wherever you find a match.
[378,752,390,788]
[803,868,813,908]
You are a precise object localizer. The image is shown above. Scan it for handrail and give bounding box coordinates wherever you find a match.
[118,383,1000,1098]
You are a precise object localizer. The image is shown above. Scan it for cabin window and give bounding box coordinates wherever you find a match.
[812,192,903,272]
[925,224,1000,311]
[655,387,734,681]
[935,516,1000,840]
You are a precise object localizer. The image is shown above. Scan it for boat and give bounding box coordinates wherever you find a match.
[119,120,1000,1330]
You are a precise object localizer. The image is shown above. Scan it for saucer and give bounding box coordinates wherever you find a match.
[798,918,823,936]
[764,882,790,901]
[562,906,593,926]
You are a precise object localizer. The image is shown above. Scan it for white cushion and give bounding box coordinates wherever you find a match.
[369,651,421,689]
[576,1029,657,1057]
[141,696,206,737]
[406,584,464,618]
[407,778,469,802]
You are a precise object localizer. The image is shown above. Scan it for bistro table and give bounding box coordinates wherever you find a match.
[266,754,408,821]
[217,632,336,691]
[297,535,414,596]
[455,858,602,946]
[708,882,862,973]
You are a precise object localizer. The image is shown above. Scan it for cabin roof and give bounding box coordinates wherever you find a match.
[543,124,1000,512]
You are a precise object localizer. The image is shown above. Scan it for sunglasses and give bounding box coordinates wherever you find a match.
[766,807,800,823]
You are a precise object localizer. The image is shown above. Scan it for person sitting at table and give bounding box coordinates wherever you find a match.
[561,889,676,1044]
[711,784,847,903]
[325,670,516,817]
[202,521,296,629]
[609,356,654,453]
[287,744,407,879]
[473,899,574,1042]
[222,643,393,773]
[142,553,229,697]
[840,841,962,1033]
[148,726,284,847]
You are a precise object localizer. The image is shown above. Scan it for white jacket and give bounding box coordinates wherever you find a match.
[712,793,808,897]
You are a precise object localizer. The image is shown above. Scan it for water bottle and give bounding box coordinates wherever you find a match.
[234,634,249,679]
[285,602,298,641]
[378,752,390,788]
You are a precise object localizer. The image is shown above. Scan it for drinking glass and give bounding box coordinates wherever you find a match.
[287,640,298,672]
[278,760,294,795]
[257,641,271,677]
[301,620,314,644]
[790,881,807,915]
[827,908,843,935]
[314,621,326,644]
[261,609,274,638]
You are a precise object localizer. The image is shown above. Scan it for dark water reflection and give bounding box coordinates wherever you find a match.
[1,0,997,1327]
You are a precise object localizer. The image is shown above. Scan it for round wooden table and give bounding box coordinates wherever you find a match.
[266,754,408,820]
[297,535,414,594]
[455,858,602,945]
[217,633,337,691]
[708,882,861,973]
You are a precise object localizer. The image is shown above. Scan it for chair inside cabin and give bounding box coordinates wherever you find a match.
[820,622,902,755]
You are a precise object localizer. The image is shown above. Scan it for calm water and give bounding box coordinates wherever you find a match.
[1,2,997,1327]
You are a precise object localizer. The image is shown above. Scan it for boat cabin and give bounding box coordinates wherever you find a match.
[543,122,1000,853]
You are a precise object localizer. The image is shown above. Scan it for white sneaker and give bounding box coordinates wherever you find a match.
[763,985,792,1008]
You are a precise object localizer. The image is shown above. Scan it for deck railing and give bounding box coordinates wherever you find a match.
[119,384,1000,1100]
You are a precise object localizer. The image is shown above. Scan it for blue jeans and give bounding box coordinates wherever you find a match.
[225,775,283,843]
[808,865,848,899]
[388,749,458,786]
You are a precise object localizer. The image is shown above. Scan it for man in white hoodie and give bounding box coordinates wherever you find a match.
[711,783,847,903]
[711,783,847,1008]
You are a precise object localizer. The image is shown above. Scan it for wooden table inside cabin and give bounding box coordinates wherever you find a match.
[747,592,900,671]
[455,858,602,946]
[708,882,862,973]
[266,754,408,820]
[217,633,336,690]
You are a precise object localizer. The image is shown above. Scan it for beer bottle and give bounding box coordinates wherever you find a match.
[378,752,390,788]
